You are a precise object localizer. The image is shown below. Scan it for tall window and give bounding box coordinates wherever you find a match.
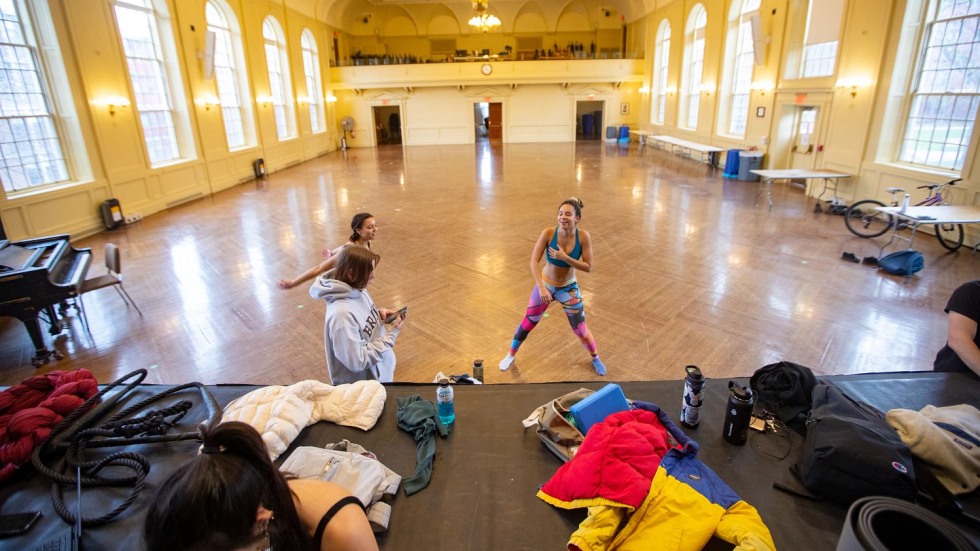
[800,0,843,78]
[262,16,294,140]
[114,0,181,164]
[206,0,253,150]
[652,20,671,125]
[0,0,68,193]
[301,29,324,133]
[682,5,707,129]
[900,0,980,171]
[725,0,760,136]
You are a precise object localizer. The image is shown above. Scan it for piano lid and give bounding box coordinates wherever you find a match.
[0,243,37,272]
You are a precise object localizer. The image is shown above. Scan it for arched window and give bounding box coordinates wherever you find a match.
[652,20,671,125]
[300,29,324,133]
[899,0,980,171]
[720,0,760,137]
[114,0,189,165]
[0,0,75,193]
[206,0,254,150]
[680,5,707,130]
[262,16,295,140]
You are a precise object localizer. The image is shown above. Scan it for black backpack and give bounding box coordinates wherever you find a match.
[792,383,917,505]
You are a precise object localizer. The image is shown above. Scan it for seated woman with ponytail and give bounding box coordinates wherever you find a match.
[143,421,377,551]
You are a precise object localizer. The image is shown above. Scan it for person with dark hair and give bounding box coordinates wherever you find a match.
[143,421,377,551]
[934,280,980,378]
[499,197,606,375]
[310,246,405,384]
[277,213,377,290]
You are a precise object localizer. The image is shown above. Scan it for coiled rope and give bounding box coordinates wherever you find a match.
[30,368,222,527]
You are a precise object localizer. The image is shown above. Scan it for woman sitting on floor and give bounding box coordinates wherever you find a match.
[143,421,378,551]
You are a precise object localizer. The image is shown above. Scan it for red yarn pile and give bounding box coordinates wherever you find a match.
[0,369,99,484]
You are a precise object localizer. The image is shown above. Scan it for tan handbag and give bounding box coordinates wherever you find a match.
[521,388,594,462]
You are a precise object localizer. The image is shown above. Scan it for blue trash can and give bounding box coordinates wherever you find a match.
[618,125,630,141]
[582,114,594,137]
[723,149,742,179]
[605,126,617,141]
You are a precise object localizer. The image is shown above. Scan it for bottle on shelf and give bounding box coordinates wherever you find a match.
[436,379,455,425]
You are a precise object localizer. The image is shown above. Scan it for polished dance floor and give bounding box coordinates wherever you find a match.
[2,142,976,386]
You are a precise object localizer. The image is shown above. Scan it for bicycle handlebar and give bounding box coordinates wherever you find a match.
[916,178,962,191]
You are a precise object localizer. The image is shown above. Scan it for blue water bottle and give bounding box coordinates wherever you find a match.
[436,379,455,425]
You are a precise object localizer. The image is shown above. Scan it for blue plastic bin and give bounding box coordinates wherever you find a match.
[581,114,594,137]
[723,149,742,179]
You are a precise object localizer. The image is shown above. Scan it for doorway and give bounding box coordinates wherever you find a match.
[473,102,489,142]
[788,106,820,170]
[575,100,604,141]
[372,105,402,146]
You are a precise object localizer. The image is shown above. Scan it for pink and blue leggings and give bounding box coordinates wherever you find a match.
[508,279,598,357]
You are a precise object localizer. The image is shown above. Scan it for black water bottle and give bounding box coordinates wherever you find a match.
[681,365,705,429]
[723,381,755,445]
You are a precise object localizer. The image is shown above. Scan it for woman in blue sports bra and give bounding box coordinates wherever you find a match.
[499,197,606,375]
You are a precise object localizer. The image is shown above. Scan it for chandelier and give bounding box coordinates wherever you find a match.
[469,0,501,32]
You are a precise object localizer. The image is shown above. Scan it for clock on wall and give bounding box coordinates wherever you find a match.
[481,63,493,75]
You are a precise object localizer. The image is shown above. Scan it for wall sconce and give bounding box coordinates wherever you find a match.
[638,86,650,95]
[297,95,310,105]
[325,94,338,103]
[198,96,221,110]
[699,83,716,96]
[835,77,872,98]
[666,86,676,96]
[750,81,775,95]
[257,95,273,108]
[97,96,131,116]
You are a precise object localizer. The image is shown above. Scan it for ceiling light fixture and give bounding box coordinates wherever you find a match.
[469,0,500,32]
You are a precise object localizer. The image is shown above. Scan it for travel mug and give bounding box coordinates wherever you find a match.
[723,381,756,445]
[681,365,705,429]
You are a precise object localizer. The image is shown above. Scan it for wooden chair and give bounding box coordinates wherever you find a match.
[76,243,142,336]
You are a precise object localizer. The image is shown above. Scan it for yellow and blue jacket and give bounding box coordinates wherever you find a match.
[537,401,775,551]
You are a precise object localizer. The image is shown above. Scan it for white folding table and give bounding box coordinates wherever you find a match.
[750,169,851,211]
[876,205,980,253]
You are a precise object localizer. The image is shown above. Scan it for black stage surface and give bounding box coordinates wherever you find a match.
[1,372,978,550]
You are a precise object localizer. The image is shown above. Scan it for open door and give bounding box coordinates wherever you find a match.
[372,105,402,146]
[488,102,502,143]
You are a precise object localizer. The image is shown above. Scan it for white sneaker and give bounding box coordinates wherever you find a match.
[499,355,515,371]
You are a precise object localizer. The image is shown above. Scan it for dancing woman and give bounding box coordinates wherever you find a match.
[499,197,605,375]
[277,213,377,290]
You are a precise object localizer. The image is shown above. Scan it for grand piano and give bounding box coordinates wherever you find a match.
[0,234,92,367]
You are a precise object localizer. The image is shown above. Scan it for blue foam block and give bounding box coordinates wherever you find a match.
[570,383,631,434]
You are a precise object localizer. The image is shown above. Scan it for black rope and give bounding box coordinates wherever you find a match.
[29,369,222,527]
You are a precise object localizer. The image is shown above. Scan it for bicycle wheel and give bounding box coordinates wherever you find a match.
[935,223,964,251]
[844,199,893,238]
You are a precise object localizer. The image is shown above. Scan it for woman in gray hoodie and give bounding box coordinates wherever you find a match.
[310,246,405,384]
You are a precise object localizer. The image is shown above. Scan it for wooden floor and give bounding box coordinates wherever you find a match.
[3,142,978,387]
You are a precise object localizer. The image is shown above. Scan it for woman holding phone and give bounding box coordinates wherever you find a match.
[309,246,406,384]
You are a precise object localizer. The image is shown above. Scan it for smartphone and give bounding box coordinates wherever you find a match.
[0,511,41,538]
[384,306,408,323]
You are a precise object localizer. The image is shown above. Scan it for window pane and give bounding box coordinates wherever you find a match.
[207,0,248,149]
[901,6,980,170]
[115,1,180,164]
[0,1,68,192]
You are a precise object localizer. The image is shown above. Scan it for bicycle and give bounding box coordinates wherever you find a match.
[844,178,965,251]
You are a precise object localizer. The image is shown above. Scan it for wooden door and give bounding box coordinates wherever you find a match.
[488,102,502,143]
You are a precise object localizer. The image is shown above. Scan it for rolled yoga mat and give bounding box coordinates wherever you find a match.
[837,496,975,551]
